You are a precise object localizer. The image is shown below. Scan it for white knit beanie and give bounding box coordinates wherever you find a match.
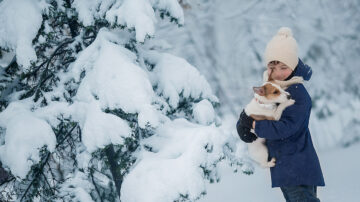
[264,27,298,70]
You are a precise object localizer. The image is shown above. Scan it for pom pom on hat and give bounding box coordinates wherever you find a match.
[277,27,293,37]
[264,27,298,70]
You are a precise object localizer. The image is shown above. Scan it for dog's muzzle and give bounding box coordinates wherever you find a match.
[287,94,292,99]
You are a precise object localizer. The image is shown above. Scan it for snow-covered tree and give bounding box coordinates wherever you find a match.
[0,0,250,201]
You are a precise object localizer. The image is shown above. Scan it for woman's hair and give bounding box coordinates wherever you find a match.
[268,60,280,66]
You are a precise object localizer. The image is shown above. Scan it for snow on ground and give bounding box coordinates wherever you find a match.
[199,115,360,202]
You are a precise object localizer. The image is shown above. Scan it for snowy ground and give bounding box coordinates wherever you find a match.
[199,133,360,202]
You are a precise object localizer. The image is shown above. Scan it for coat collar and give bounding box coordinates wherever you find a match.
[262,58,312,89]
[262,71,303,89]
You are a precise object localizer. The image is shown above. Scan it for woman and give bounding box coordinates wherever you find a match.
[236,27,325,201]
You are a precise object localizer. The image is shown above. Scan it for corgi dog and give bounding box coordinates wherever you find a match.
[244,81,295,167]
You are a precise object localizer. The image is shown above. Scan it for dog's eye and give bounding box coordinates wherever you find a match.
[274,91,279,94]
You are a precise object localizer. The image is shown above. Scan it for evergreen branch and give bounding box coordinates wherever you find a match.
[22,38,75,101]
[19,152,51,201]
[90,169,104,202]
[37,38,74,83]
[40,171,56,195]
[46,160,57,186]
[56,123,78,148]
[105,145,123,199]
[0,176,16,201]
[0,175,15,187]
[21,60,47,81]
[19,123,78,201]
[90,167,112,180]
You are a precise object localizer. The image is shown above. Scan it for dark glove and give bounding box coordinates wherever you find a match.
[236,110,257,143]
[239,110,254,129]
[236,123,257,143]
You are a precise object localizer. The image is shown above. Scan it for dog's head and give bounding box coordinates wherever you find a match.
[253,82,291,104]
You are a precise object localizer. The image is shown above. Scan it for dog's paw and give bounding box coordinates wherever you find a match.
[267,157,276,167]
[260,157,276,168]
[288,99,295,105]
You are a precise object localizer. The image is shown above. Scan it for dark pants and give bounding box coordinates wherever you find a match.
[280,185,320,202]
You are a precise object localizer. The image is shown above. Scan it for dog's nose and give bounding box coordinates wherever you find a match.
[287,94,292,99]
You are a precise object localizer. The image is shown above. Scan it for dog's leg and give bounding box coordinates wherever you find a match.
[248,138,277,168]
[273,99,295,120]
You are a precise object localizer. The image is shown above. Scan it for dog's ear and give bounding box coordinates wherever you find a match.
[253,86,265,96]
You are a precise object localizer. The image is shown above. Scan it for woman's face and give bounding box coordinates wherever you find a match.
[267,61,293,81]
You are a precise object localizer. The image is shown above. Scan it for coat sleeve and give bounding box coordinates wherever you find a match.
[254,84,311,140]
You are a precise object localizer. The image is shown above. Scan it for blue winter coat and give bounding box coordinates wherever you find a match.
[254,59,325,188]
